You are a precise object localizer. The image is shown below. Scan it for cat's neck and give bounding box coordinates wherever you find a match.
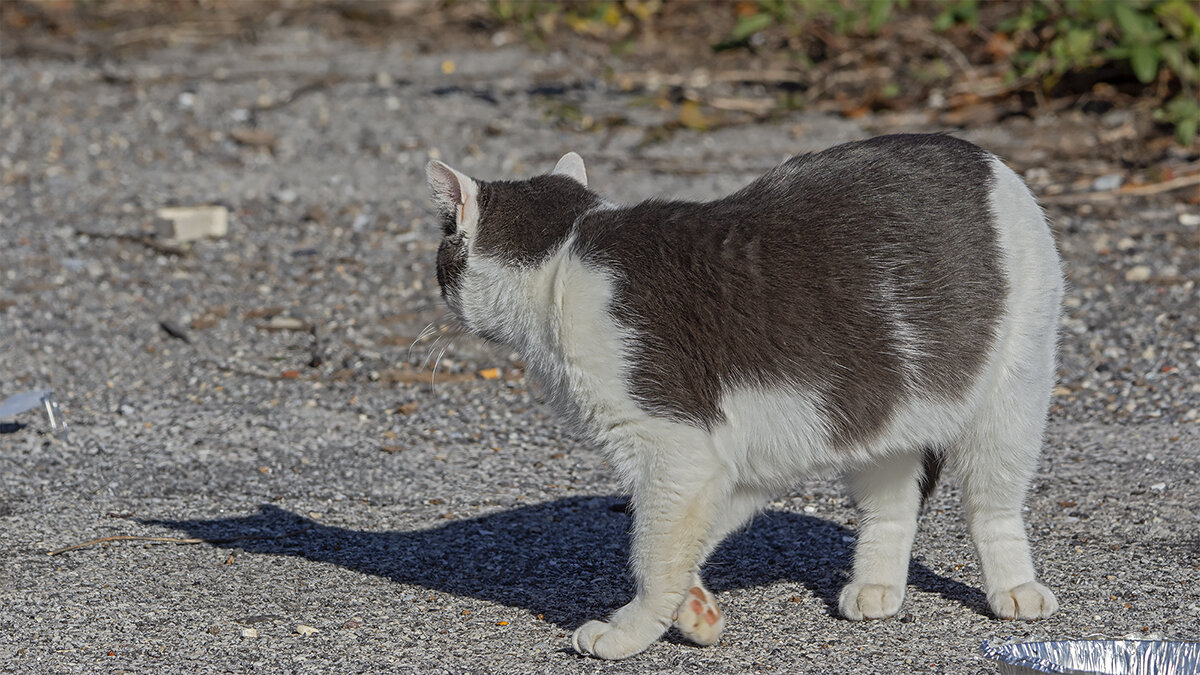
[459,234,633,426]
[458,240,575,370]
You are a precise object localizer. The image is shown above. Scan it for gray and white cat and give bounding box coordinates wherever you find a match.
[425,134,1063,660]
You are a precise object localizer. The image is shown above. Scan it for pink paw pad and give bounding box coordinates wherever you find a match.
[686,586,721,625]
[675,585,725,646]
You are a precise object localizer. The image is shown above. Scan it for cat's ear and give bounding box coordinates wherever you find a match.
[552,152,587,187]
[426,160,480,235]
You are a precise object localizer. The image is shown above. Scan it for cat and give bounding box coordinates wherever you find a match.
[425,133,1063,660]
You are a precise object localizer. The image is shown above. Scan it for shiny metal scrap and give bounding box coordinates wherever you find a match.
[0,389,68,439]
[981,639,1200,675]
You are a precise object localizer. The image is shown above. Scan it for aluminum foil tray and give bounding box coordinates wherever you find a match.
[981,639,1200,674]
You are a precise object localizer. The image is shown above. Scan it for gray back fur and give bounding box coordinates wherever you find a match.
[570,134,1005,447]
[436,134,1007,449]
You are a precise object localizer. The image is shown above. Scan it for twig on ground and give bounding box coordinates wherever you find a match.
[1042,172,1200,205]
[47,528,310,556]
[74,229,189,256]
[1118,173,1200,196]
[612,69,804,91]
[257,76,346,111]
[196,357,295,381]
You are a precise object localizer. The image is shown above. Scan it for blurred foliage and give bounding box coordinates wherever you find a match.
[731,0,910,40]
[728,0,1199,144]
[487,0,661,42]
[488,0,1200,145]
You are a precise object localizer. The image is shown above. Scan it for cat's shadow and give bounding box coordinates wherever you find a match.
[143,496,988,629]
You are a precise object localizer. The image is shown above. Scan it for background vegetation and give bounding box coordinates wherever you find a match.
[3,0,1197,145]
[487,0,1200,144]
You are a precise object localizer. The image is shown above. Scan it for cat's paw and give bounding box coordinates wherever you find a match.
[838,582,905,620]
[988,581,1058,620]
[673,586,725,646]
[571,619,657,660]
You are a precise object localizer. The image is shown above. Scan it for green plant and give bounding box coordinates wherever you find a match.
[764,0,1200,143]
[933,0,979,31]
[983,0,1200,144]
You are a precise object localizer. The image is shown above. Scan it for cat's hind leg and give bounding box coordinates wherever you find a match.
[956,151,1061,620]
[839,452,925,620]
[954,384,1058,619]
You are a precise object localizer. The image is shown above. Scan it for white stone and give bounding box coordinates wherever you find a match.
[155,206,229,242]
[262,316,308,331]
[1091,174,1124,191]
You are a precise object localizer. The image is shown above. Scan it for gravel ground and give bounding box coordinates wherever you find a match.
[1,26,1198,674]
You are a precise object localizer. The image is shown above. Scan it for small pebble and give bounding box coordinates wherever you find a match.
[1091,174,1124,191]
[296,624,319,636]
[1124,266,1152,282]
[241,628,258,639]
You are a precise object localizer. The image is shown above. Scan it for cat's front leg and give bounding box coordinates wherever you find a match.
[572,597,674,660]
[672,487,766,645]
[572,449,723,659]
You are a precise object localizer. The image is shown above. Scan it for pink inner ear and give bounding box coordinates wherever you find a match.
[444,171,463,206]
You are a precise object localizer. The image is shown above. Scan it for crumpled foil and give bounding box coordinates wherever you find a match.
[981,639,1200,675]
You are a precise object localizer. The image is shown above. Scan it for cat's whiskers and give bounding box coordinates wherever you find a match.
[408,319,442,357]
[418,320,467,376]
[419,334,448,372]
[430,337,459,391]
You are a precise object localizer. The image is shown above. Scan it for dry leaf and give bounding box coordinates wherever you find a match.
[678,101,711,131]
[229,127,278,147]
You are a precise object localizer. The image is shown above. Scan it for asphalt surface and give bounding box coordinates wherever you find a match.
[1,26,1198,674]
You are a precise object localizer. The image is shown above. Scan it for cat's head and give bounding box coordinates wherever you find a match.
[425,153,601,327]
